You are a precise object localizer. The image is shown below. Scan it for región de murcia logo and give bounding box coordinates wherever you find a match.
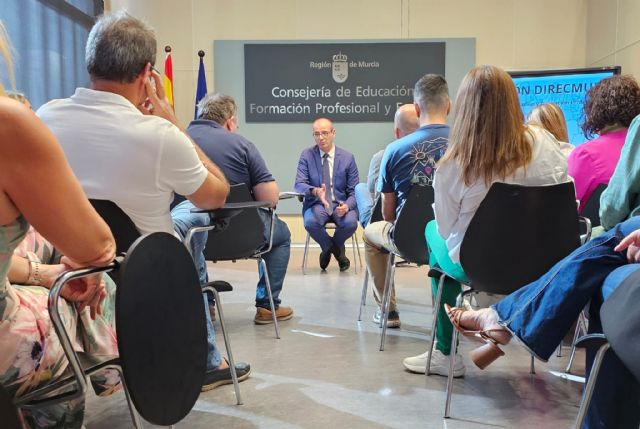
[332,52,348,83]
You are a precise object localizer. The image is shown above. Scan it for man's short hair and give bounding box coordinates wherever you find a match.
[197,93,237,125]
[413,74,449,114]
[85,10,156,83]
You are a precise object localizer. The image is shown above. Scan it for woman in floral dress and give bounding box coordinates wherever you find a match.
[0,22,117,428]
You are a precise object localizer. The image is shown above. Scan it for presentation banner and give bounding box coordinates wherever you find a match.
[244,42,445,123]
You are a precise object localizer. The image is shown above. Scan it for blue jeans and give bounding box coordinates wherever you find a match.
[256,210,291,309]
[493,216,640,429]
[354,183,373,227]
[303,203,358,252]
[171,200,221,371]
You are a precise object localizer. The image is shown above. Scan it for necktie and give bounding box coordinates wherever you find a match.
[322,153,333,213]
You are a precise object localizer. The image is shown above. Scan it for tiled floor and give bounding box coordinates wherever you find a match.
[85,247,585,428]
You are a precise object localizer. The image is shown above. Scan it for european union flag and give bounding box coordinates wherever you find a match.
[194,51,208,119]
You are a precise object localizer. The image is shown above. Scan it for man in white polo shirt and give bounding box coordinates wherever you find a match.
[37,11,249,391]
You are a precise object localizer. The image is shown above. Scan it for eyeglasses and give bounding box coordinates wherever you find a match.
[312,130,332,138]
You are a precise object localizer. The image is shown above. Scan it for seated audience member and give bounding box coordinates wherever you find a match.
[186,93,293,324]
[403,65,569,377]
[446,218,640,429]
[364,75,450,329]
[295,118,359,271]
[526,102,573,156]
[599,114,640,230]
[36,11,249,391]
[567,75,640,212]
[354,104,419,227]
[0,24,117,427]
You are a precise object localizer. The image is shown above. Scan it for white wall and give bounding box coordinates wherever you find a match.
[106,0,589,126]
[586,0,640,77]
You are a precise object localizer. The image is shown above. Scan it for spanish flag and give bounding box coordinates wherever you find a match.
[164,46,174,109]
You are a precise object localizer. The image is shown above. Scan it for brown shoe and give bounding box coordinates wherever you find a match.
[254,306,294,324]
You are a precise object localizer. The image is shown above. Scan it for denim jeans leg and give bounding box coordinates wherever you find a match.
[256,211,291,309]
[582,264,640,429]
[171,200,221,370]
[354,183,373,227]
[493,216,640,360]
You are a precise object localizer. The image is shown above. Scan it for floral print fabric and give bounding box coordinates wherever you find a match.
[0,220,119,428]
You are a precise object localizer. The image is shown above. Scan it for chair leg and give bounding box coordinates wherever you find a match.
[354,233,363,273]
[351,234,358,274]
[302,232,310,275]
[574,343,610,429]
[556,343,563,358]
[530,355,536,375]
[444,292,465,418]
[358,269,369,321]
[426,274,445,376]
[566,311,588,374]
[259,258,280,339]
[116,366,144,428]
[209,288,243,405]
[379,254,396,351]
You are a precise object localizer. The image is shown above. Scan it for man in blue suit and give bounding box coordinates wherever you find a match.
[295,118,359,271]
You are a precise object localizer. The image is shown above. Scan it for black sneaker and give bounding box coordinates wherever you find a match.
[201,360,251,392]
[319,249,331,270]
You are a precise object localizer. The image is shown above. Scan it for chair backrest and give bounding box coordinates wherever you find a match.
[601,267,640,382]
[0,384,21,429]
[90,199,141,254]
[392,185,435,265]
[369,196,383,224]
[203,183,264,261]
[117,232,207,426]
[581,183,607,228]
[460,182,581,295]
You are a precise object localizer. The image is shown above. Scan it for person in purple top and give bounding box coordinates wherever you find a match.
[568,75,640,212]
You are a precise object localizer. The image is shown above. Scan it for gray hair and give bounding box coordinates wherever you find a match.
[85,10,156,83]
[197,93,236,125]
[413,74,449,114]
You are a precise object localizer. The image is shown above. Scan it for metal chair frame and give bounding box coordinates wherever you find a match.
[12,262,143,427]
[301,222,362,274]
[425,182,589,418]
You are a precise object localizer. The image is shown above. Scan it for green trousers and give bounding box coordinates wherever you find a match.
[425,220,467,355]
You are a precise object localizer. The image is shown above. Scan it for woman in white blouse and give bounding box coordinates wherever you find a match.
[402,65,570,377]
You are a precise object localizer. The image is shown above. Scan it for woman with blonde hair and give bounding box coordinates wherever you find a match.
[402,65,569,376]
[526,102,574,156]
[0,22,118,428]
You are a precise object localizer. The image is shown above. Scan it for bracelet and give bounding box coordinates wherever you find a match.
[26,252,42,285]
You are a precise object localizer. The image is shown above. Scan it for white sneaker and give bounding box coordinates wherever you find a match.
[403,349,465,378]
[372,307,401,328]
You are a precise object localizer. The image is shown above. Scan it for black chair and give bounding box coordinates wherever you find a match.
[426,182,587,418]
[89,198,263,404]
[581,183,607,228]
[369,196,383,224]
[357,185,435,351]
[574,267,640,428]
[193,184,282,338]
[7,232,207,427]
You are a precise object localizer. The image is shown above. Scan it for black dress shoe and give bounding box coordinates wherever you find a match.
[202,361,251,392]
[338,255,351,272]
[319,250,331,270]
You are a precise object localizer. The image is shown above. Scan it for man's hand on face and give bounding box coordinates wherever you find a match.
[138,65,181,128]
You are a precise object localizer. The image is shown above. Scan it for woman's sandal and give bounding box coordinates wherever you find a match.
[445,304,510,369]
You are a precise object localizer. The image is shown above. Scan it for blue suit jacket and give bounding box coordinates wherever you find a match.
[294,145,359,213]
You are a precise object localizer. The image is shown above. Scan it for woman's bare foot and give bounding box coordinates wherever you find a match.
[445,304,512,345]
